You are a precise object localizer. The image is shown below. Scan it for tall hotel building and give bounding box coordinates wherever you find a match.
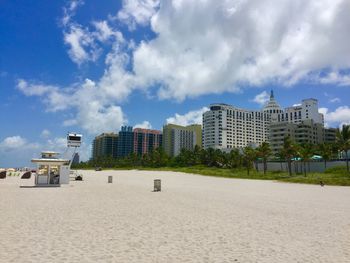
[203,91,325,150]
[133,128,162,155]
[163,124,202,157]
[203,103,272,149]
[92,133,119,159]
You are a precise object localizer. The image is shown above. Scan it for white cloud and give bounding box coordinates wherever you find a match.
[17,79,57,96]
[40,129,51,138]
[17,0,350,136]
[0,135,91,167]
[0,136,27,149]
[92,20,124,43]
[0,136,39,152]
[63,24,100,65]
[62,1,124,65]
[318,71,350,86]
[252,91,270,106]
[62,0,84,26]
[166,107,208,126]
[320,106,350,127]
[134,121,152,129]
[329,97,341,103]
[17,71,129,135]
[117,0,160,29]
[130,0,350,100]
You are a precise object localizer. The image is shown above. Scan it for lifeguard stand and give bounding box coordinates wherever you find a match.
[31,133,82,186]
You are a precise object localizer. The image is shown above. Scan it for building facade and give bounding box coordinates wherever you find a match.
[279,98,324,124]
[133,128,162,155]
[203,103,270,149]
[117,126,134,158]
[163,124,202,157]
[269,119,326,154]
[203,91,326,151]
[92,133,118,159]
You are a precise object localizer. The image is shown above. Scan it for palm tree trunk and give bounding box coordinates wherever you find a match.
[287,160,292,176]
[324,159,327,170]
[346,151,349,173]
[264,159,267,175]
[303,161,306,177]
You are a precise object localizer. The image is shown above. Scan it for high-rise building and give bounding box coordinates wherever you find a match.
[117,126,134,158]
[269,119,325,154]
[163,124,202,157]
[279,98,323,124]
[92,133,118,159]
[324,127,337,143]
[203,103,270,149]
[203,91,326,150]
[133,128,162,155]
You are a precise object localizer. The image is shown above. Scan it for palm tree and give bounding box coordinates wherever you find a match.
[228,148,241,169]
[317,143,333,169]
[281,136,297,176]
[257,142,271,175]
[336,125,350,173]
[243,146,256,176]
[297,143,314,176]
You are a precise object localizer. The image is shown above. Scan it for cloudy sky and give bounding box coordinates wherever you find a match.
[1,0,350,167]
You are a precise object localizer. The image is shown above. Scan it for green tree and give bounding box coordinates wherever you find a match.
[317,143,333,169]
[227,149,241,169]
[336,125,350,173]
[281,136,297,176]
[297,143,314,176]
[243,146,256,176]
[257,142,271,175]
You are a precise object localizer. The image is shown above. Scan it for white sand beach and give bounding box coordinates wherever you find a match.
[1,170,350,263]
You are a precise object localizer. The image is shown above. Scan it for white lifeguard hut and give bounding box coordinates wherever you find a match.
[31,133,82,186]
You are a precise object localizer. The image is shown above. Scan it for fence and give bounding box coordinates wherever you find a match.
[256,161,346,173]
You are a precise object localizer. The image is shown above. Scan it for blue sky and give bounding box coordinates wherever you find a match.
[1,0,350,167]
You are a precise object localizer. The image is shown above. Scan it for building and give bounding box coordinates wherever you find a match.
[163,124,202,157]
[279,98,324,124]
[203,103,270,149]
[133,128,162,155]
[269,119,325,154]
[92,133,118,159]
[203,91,326,151]
[117,126,134,158]
[324,127,337,143]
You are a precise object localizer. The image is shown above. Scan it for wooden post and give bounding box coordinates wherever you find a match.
[154,179,161,192]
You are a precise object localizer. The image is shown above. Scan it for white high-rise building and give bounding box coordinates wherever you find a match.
[280,98,323,124]
[202,103,270,149]
[202,91,324,150]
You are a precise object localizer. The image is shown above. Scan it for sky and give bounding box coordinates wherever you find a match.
[1,0,350,167]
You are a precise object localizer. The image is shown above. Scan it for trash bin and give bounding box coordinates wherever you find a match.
[108,176,113,183]
[154,179,161,192]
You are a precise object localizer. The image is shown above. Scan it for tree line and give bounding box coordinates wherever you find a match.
[74,125,350,176]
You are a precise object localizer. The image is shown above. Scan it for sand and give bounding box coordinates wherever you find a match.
[0,170,350,263]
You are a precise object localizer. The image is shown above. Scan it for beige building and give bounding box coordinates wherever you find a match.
[269,119,325,154]
[163,124,202,157]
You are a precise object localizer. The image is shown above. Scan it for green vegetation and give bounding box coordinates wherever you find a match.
[73,124,350,186]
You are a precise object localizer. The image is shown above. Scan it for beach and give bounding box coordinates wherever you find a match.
[0,170,350,263]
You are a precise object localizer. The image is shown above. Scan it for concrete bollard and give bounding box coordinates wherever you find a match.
[154,179,161,192]
[108,176,113,183]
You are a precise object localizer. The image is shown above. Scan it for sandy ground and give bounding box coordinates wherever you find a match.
[0,170,350,263]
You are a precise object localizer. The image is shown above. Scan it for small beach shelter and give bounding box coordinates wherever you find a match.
[31,152,70,186]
